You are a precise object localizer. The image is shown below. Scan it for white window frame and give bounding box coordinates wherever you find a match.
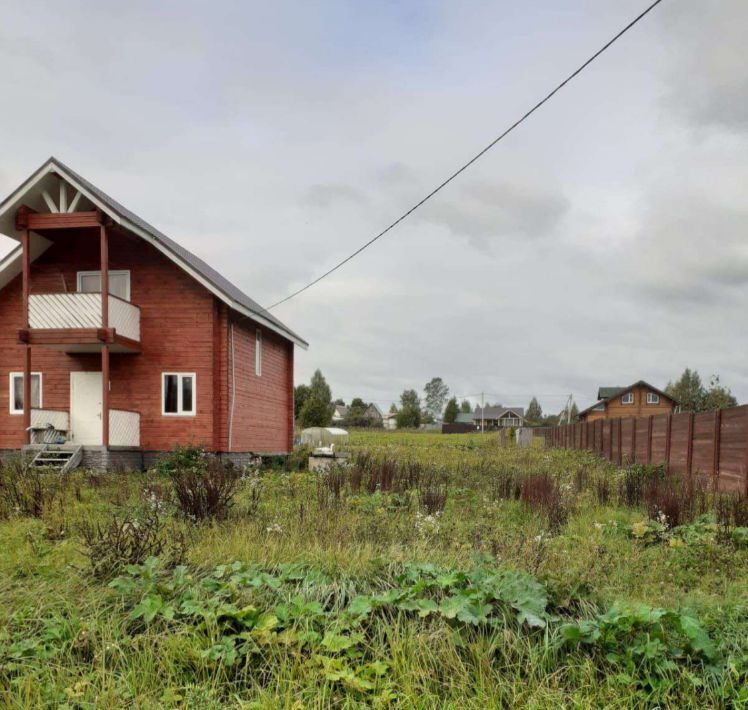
[9,372,42,415]
[255,330,262,377]
[621,392,634,405]
[77,270,131,301]
[161,373,196,416]
[646,392,660,405]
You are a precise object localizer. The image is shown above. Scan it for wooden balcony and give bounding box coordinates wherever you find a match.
[29,407,140,447]
[19,293,140,352]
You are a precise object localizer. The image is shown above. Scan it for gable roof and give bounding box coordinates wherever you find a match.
[581,380,678,417]
[473,406,525,420]
[597,386,626,400]
[0,157,307,348]
[455,412,475,424]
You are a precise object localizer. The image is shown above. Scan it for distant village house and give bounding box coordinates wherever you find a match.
[578,381,676,422]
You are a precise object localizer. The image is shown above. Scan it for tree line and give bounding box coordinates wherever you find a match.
[293,368,740,430]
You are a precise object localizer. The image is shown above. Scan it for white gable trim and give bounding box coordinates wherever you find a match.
[0,160,307,349]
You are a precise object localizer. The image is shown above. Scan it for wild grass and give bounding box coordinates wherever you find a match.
[0,431,746,707]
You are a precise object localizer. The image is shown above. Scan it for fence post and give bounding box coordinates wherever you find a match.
[630,417,636,464]
[647,416,653,465]
[665,415,672,475]
[686,412,695,479]
[617,418,623,465]
[608,421,613,461]
[713,409,721,489]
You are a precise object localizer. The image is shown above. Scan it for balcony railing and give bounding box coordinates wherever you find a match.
[109,409,140,447]
[28,293,140,341]
[29,408,70,444]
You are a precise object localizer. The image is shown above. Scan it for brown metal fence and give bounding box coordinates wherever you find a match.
[545,405,748,493]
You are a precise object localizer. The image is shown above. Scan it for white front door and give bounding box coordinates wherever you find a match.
[70,372,103,445]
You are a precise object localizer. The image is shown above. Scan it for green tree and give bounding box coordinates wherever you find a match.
[345,397,371,427]
[443,397,459,423]
[396,389,422,429]
[460,400,471,413]
[294,384,310,420]
[666,369,705,412]
[703,375,738,411]
[526,397,542,425]
[424,377,449,419]
[298,370,334,427]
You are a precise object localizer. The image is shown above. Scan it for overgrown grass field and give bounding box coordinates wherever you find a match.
[1,430,747,708]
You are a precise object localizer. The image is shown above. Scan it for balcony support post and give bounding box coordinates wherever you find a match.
[100,223,109,329]
[100,222,110,448]
[102,345,110,448]
[21,228,31,443]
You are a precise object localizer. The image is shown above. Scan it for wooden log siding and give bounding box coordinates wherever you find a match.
[0,227,294,453]
[545,404,748,494]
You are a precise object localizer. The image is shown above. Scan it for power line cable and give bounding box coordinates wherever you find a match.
[268,0,665,310]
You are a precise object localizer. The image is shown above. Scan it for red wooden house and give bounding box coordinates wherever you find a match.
[0,158,307,470]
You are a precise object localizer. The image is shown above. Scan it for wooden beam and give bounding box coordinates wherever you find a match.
[102,345,110,447]
[41,190,59,213]
[100,225,109,329]
[21,229,29,329]
[18,328,140,352]
[67,190,82,212]
[59,182,68,213]
[26,211,100,230]
[15,205,36,230]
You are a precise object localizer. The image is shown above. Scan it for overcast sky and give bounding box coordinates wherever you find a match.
[1,0,746,413]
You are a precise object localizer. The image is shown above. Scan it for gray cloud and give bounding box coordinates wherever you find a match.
[660,0,748,132]
[304,184,369,209]
[0,0,746,410]
[416,181,569,250]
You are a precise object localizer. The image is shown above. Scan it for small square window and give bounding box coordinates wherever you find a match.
[255,330,262,376]
[162,373,196,415]
[621,392,634,405]
[646,392,660,405]
[9,372,42,414]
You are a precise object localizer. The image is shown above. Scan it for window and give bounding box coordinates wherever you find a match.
[162,373,196,415]
[9,372,42,414]
[621,392,634,405]
[647,392,660,404]
[77,270,131,301]
[255,330,262,376]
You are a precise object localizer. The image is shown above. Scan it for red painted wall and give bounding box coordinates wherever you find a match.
[0,227,294,453]
[225,312,294,453]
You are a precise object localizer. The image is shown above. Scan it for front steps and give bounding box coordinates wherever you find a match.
[30,444,83,472]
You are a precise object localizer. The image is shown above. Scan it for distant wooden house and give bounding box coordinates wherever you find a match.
[472,406,525,430]
[578,381,676,422]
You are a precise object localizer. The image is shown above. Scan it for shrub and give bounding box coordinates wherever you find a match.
[716,492,748,540]
[79,509,186,580]
[418,472,448,515]
[0,457,64,518]
[618,464,664,508]
[171,457,239,521]
[643,476,709,529]
[520,473,569,534]
[160,446,239,521]
[317,465,347,508]
[285,446,311,472]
